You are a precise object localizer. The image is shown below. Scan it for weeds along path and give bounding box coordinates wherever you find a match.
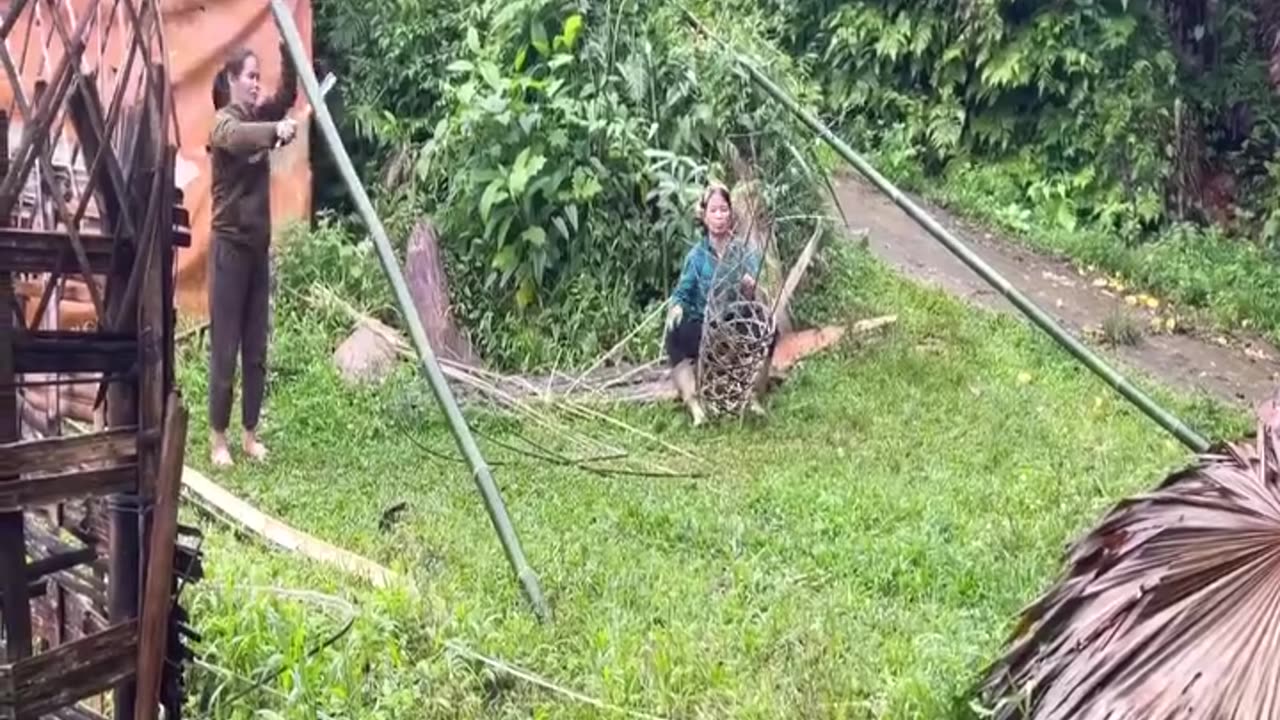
[834,174,1280,409]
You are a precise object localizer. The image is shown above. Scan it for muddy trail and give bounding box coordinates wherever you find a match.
[832,174,1280,410]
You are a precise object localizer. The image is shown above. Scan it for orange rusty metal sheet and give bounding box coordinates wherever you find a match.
[0,0,314,326]
[167,0,314,319]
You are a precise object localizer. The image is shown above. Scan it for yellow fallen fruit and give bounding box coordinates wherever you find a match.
[1144,297,1160,309]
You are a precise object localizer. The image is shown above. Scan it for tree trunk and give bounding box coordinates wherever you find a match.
[404,220,478,366]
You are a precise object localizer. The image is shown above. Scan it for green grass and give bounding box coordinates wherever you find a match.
[177,241,1245,719]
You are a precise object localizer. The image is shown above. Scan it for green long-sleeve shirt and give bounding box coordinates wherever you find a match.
[208,45,298,249]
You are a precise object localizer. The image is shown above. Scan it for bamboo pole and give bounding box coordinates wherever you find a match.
[268,0,550,621]
[684,10,1211,453]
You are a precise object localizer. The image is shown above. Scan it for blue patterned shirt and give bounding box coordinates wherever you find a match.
[670,234,763,323]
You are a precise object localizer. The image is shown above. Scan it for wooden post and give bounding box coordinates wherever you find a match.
[105,93,157,720]
[404,220,477,365]
[0,109,34,661]
[133,393,185,720]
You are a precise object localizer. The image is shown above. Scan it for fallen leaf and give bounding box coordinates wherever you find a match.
[1017,371,1033,385]
[1125,295,1138,306]
[1144,297,1160,309]
[979,418,1280,719]
[1092,278,1109,288]
[1245,347,1270,362]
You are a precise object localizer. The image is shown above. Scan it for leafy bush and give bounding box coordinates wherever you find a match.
[799,0,1280,235]
[312,0,835,370]
[274,216,393,331]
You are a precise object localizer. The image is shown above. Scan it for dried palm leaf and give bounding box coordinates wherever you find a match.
[979,397,1280,719]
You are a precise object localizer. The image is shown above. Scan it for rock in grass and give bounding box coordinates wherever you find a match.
[334,324,399,385]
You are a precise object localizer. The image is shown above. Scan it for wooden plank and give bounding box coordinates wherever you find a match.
[0,581,48,607]
[13,332,136,375]
[183,466,398,588]
[54,706,109,720]
[25,549,98,583]
[0,230,115,275]
[162,148,179,394]
[0,428,137,476]
[2,622,135,687]
[133,396,186,720]
[0,621,138,719]
[0,466,137,512]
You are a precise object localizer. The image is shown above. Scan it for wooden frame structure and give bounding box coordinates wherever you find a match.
[0,1,201,719]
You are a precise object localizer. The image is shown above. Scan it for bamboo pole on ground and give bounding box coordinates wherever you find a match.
[268,0,550,621]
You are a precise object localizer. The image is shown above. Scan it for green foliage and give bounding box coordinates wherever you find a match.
[786,0,1280,241]
[274,217,393,330]
[314,0,476,157]
[809,0,1178,229]
[360,0,831,369]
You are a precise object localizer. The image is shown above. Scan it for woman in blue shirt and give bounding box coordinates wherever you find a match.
[664,183,768,425]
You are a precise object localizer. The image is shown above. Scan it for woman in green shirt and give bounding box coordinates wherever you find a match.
[205,41,298,467]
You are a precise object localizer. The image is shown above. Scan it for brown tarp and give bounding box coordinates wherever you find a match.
[0,0,314,326]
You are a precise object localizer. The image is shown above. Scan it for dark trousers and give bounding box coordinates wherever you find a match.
[208,238,270,433]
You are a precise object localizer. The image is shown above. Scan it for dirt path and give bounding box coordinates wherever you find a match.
[832,174,1280,409]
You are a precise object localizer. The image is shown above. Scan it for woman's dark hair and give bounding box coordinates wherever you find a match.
[211,47,257,110]
[699,183,732,213]
[696,182,733,229]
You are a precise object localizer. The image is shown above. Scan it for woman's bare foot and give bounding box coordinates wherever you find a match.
[210,431,233,468]
[242,429,269,462]
[689,400,706,427]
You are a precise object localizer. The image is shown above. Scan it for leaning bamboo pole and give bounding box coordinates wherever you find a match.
[681,10,1211,453]
[268,0,550,621]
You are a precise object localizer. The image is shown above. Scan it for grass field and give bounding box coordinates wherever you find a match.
[176,240,1245,719]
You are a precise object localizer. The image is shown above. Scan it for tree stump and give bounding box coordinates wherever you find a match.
[404,220,478,366]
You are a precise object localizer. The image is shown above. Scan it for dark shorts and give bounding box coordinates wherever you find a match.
[665,317,704,366]
[665,311,780,367]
